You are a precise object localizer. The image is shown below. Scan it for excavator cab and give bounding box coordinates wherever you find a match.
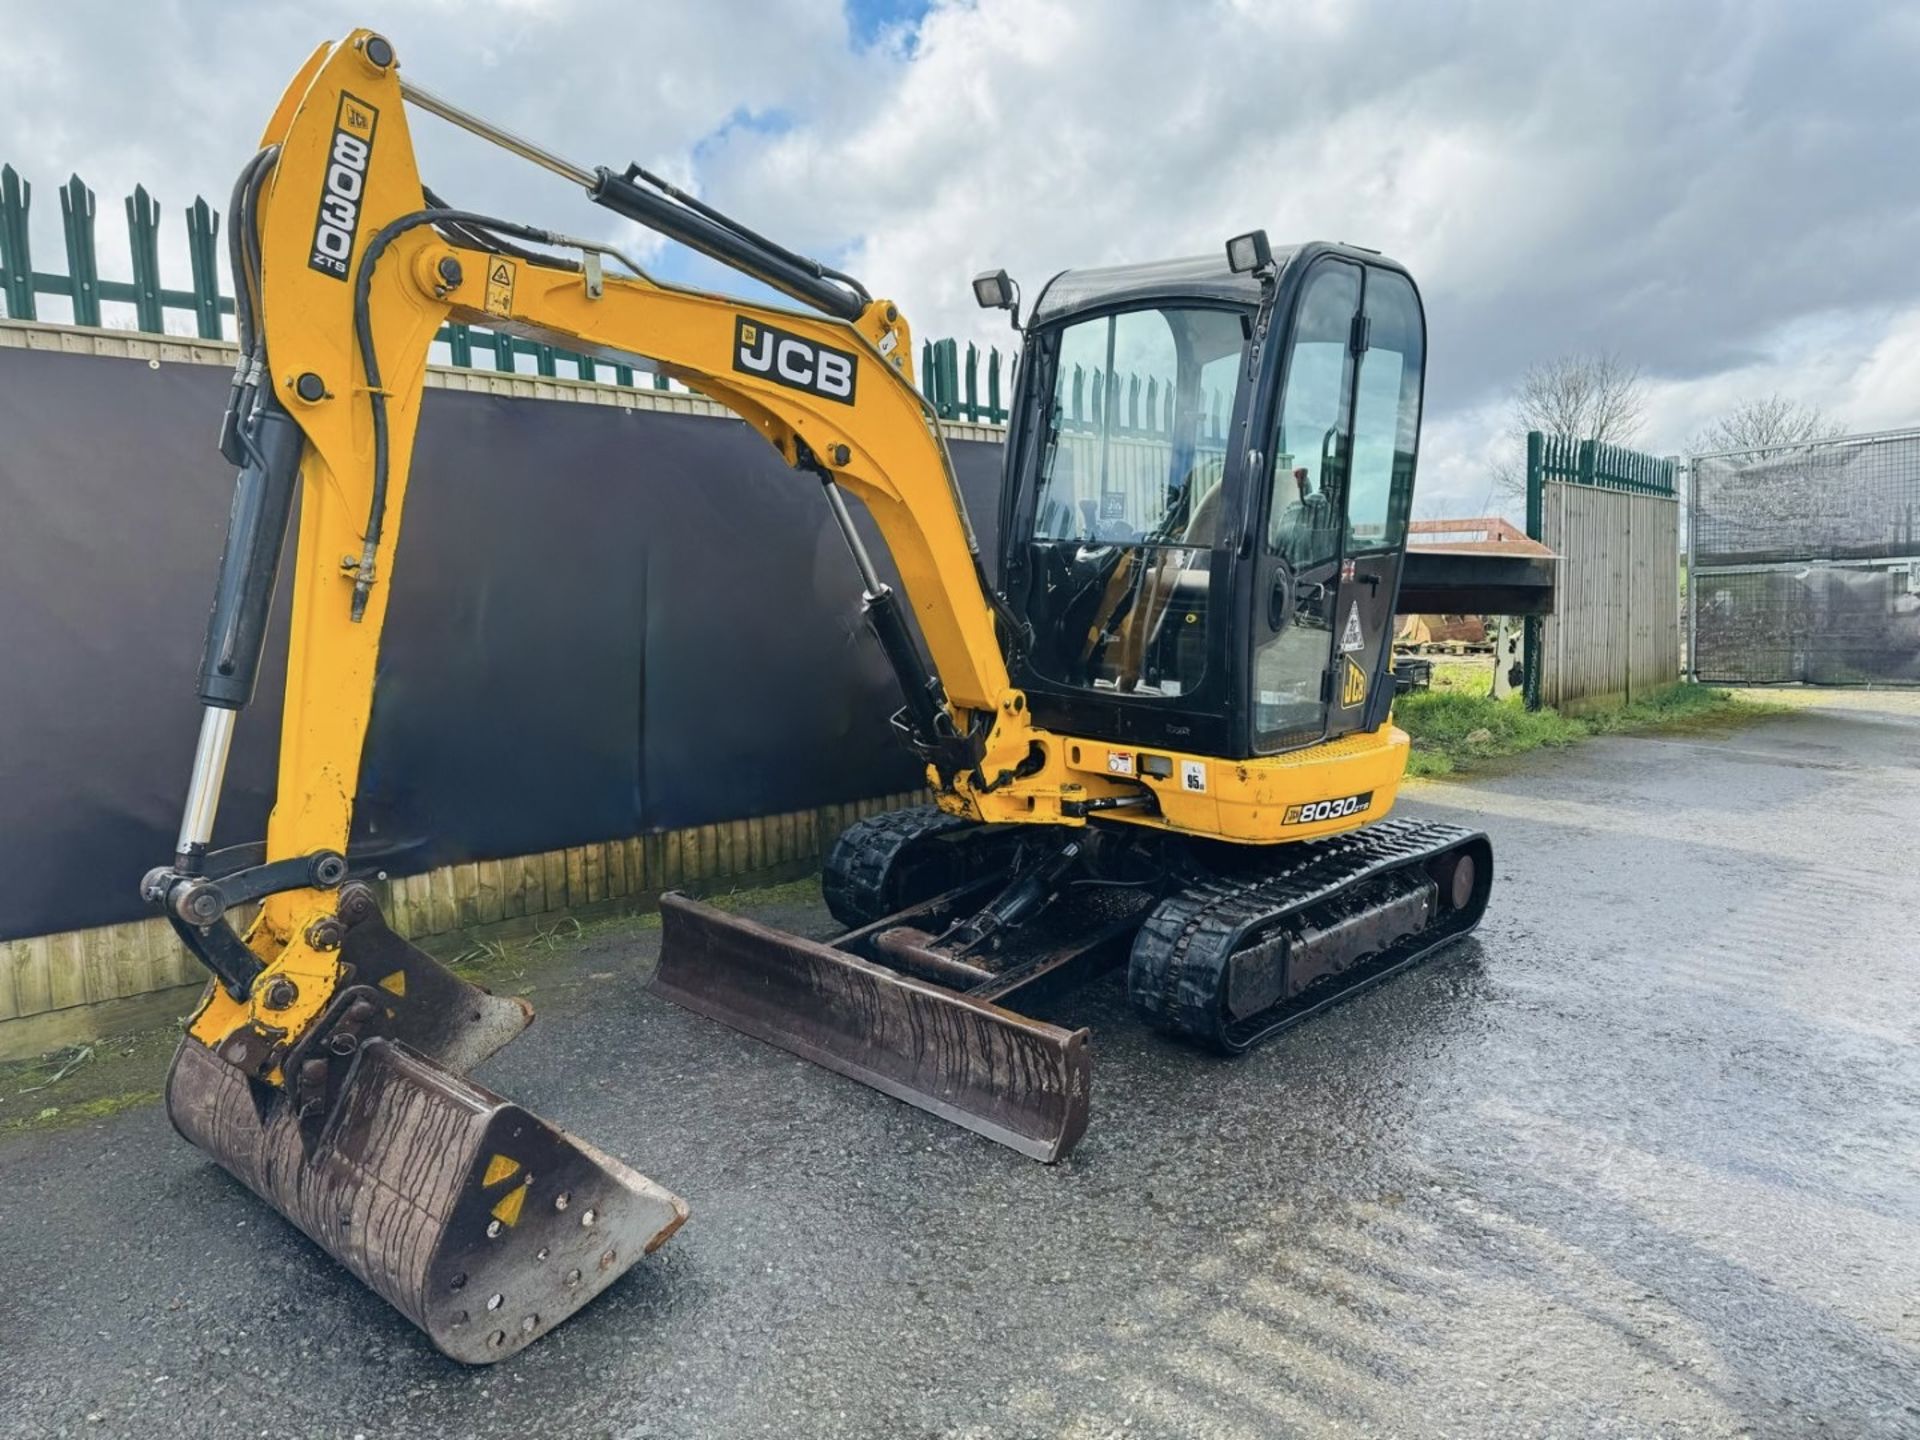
[992,243,1426,763]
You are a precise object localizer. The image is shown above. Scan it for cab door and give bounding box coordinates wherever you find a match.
[1249,258,1360,752]
[1326,266,1426,739]
[1249,259,1426,751]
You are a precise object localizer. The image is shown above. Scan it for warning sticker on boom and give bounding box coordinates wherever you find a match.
[484,259,516,317]
[1341,601,1365,652]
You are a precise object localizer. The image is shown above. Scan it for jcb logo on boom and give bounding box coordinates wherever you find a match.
[733,317,858,404]
[308,94,379,280]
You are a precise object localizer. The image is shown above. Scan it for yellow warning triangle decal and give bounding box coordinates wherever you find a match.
[482,1153,521,1188]
[490,1180,530,1228]
[378,970,406,996]
[491,261,511,285]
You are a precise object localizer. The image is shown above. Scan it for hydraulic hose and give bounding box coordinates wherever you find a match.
[347,207,578,620]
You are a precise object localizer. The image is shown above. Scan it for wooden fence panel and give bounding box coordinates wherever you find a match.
[1539,480,1679,712]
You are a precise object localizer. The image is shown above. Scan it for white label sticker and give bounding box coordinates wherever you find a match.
[1106,751,1135,776]
[1179,759,1208,793]
[1341,601,1365,653]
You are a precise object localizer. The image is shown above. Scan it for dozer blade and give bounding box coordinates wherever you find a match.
[651,892,1091,1162]
[166,894,686,1364]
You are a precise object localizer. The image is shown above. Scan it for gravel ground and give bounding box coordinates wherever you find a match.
[1,692,1916,1439]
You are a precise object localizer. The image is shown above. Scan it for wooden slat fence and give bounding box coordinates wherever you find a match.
[1523,432,1681,712]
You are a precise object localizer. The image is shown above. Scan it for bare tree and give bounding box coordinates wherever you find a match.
[1493,352,1647,501]
[1691,394,1843,457]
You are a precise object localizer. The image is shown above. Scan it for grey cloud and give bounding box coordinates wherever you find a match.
[4,0,1915,517]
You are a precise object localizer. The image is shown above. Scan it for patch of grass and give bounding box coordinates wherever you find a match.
[1397,689,1585,776]
[1398,681,1785,778]
[1427,659,1496,695]
[0,1088,162,1137]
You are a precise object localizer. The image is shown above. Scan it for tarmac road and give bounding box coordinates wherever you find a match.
[2,692,1917,1439]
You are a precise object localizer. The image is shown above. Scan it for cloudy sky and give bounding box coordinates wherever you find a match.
[4,0,1917,516]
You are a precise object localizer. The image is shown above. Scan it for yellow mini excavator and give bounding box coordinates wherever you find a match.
[148,29,1490,1362]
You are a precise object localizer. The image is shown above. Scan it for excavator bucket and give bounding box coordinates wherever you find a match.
[165,896,686,1364]
[651,893,1091,1162]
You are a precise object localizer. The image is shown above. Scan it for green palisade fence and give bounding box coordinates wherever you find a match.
[1,159,1028,416]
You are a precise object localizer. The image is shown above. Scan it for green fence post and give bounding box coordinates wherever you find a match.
[962,341,979,421]
[185,196,222,339]
[919,339,935,405]
[930,338,958,420]
[125,185,164,332]
[1523,430,1544,711]
[0,164,35,320]
[58,175,99,326]
[986,346,1004,423]
[446,322,473,367]
[577,352,596,382]
[652,368,668,391]
[614,362,634,386]
[492,331,515,372]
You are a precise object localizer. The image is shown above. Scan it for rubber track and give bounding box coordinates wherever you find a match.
[1130,818,1489,1054]
[821,806,975,929]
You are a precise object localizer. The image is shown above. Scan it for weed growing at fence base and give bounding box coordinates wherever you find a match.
[1397,682,1779,778]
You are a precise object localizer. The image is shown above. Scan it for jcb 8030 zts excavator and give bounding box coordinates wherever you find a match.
[147,29,1490,1362]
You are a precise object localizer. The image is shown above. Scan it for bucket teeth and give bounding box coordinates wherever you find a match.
[651,892,1092,1162]
[166,901,685,1363]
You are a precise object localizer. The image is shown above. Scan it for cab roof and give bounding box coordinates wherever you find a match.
[1027,242,1395,329]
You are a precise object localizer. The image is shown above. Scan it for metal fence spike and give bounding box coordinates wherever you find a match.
[1,164,35,321]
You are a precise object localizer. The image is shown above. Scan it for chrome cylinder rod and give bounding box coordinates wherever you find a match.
[400,79,598,191]
[175,706,238,864]
[821,481,885,597]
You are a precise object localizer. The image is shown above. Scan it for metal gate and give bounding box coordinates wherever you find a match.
[1687,428,1920,685]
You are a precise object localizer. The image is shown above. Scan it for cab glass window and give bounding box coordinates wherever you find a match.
[1267,263,1359,569]
[1344,269,1423,552]
[1032,307,1240,545]
[1019,305,1246,700]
